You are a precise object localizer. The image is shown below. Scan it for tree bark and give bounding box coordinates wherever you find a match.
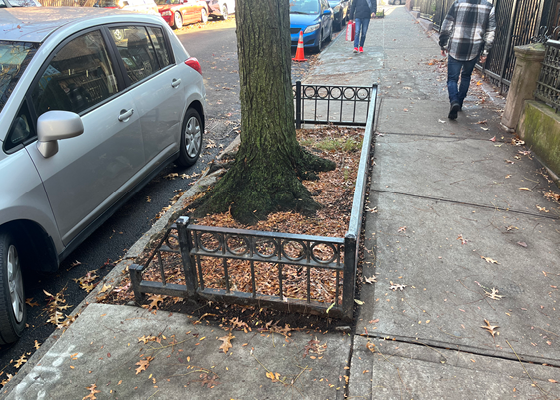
[195,0,335,224]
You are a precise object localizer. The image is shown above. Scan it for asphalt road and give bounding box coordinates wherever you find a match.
[0,17,241,384]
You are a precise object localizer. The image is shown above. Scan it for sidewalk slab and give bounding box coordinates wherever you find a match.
[371,134,560,214]
[358,192,560,364]
[349,337,560,399]
[7,304,351,400]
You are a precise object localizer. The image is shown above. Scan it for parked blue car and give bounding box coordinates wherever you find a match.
[290,0,334,52]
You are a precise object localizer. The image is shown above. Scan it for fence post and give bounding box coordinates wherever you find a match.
[129,263,146,304]
[342,234,357,320]
[295,81,302,129]
[176,216,198,297]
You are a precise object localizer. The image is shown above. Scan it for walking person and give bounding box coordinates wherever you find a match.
[349,0,376,53]
[439,0,496,120]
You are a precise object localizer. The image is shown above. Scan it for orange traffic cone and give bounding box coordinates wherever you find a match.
[292,30,307,62]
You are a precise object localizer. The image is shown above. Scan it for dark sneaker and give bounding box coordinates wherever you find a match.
[448,102,460,120]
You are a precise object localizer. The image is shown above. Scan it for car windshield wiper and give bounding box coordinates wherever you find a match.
[290,11,309,14]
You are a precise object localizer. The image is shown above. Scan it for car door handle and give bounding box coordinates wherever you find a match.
[171,79,182,88]
[118,108,134,121]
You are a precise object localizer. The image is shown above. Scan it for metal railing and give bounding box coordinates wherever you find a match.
[129,84,378,320]
[293,81,376,128]
[535,39,560,112]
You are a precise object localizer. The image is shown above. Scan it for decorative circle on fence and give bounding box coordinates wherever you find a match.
[329,86,343,99]
[254,237,277,258]
[198,232,222,253]
[303,86,318,99]
[356,87,370,100]
[316,86,329,99]
[226,234,249,256]
[310,242,338,264]
[164,232,180,251]
[281,240,307,261]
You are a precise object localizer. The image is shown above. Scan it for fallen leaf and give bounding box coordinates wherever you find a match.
[476,81,483,85]
[536,205,550,213]
[397,226,406,233]
[438,119,446,123]
[366,341,375,353]
[481,127,489,131]
[135,356,154,374]
[481,319,499,338]
[25,298,39,307]
[98,284,112,294]
[489,135,496,141]
[484,288,503,301]
[363,275,377,284]
[549,379,558,383]
[218,333,235,353]
[517,241,527,248]
[14,354,27,368]
[519,188,532,191]
[481,256,499,264]
[354,299,364,305]
[389,281,407,291]
[83,384,101,400]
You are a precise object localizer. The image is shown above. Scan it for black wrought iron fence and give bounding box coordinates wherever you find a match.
[293,82,376,128]
[535,39,560,111]
[129,84,378,320]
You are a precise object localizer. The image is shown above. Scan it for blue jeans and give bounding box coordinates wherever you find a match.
[447,55,479,106]
[354,18,370,48]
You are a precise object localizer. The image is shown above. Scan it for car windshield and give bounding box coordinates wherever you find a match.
[0,41,38,113]
[155,0,181,4]
[290,0,319,14]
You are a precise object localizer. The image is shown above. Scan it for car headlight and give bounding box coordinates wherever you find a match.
[161,10,172,16]
[304,23,320,34]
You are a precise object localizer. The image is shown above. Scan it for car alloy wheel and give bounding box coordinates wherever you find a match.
[177,108,203,167]
[174,11,183,29]
[0,231,26,345]
[315,30,323,53]
[201,8,208,23]
[221,4,228,20]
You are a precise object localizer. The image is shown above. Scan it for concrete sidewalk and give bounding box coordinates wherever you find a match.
[3,5,560,400]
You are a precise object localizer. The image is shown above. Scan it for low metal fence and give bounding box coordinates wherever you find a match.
[535,39,560,112]
[129,84,378,320]
[293,81,376,128]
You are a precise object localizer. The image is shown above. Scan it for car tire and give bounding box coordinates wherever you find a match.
[326,25,332,43]
[0,230,26,345]
[220,4,228,20]
[201,8,208,23]
[177,108,203,167]
[173,11,183,29]
[334,15,341,31]
[315,30,323,53]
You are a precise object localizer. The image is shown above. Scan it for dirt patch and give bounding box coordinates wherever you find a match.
[99,126,369,333]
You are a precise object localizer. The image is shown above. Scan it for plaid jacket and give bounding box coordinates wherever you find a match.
[439,0,496,61]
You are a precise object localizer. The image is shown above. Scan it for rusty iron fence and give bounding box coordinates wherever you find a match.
[535,39,560,112]
[129,84,378,321]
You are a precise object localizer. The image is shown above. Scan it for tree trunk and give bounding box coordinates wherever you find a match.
[195,0,335,224]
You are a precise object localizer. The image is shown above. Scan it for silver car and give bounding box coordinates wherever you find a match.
[0,7,206,343]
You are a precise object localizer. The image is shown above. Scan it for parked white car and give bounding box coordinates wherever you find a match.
[205,0,234,20]
[0,7,206,344]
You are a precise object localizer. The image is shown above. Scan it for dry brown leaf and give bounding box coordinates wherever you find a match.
[218,333,235,353]
[518,188,532,191]
[83,384,101,400]
[363,275,377,284]
[366,341,376,353]
[397,226,407,233]
[25,298,39,307]
[481,319,499,338]
[14,354,27,368]
[135,356,154,374]
[389,281,407,291]
[536,205,550,213]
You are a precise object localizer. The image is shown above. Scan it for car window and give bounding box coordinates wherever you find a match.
[147,27,173,68]
[0,41,39,113]
[109,26,160,85]
[290,0,320,14]
[32,30,118,117]
[4,100,34,152]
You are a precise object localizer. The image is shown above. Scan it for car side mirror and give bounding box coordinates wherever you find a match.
[323,9,332,15]
[37,111,84,158]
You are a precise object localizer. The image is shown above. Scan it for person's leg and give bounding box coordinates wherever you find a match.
[447,56,462,119]
[354,19,362,49]
[359,18,370,48]
[458,56,479,108]
[447,56,462,104]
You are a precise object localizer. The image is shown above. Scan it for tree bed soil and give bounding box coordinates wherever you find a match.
[99,126,367,333]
